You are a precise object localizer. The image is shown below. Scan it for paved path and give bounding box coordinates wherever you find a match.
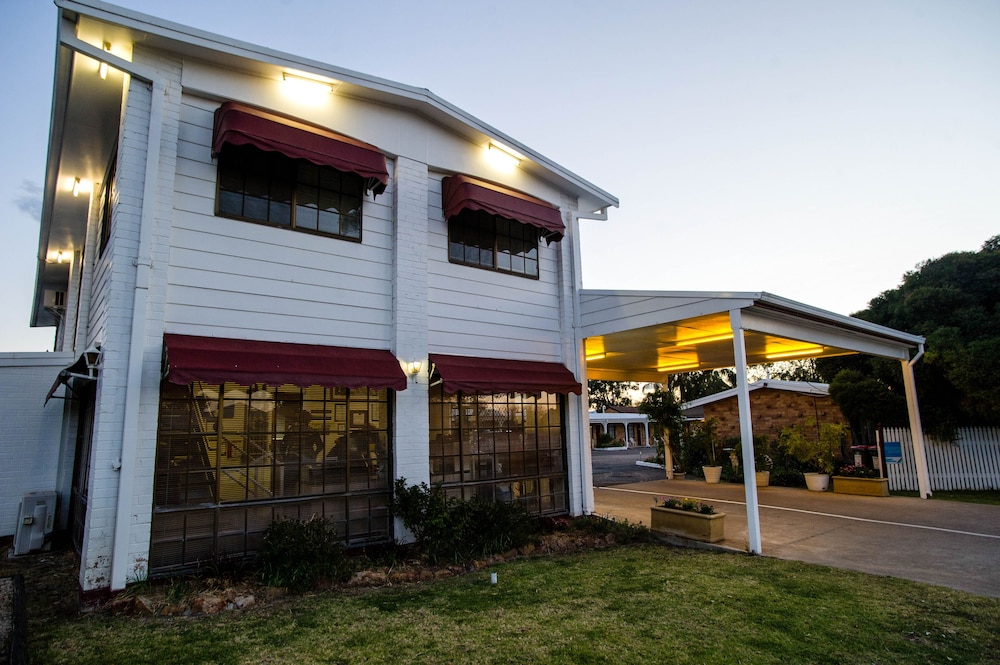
[592,468,1000,598]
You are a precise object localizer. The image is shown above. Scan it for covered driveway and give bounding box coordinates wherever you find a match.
[579,289,931,554]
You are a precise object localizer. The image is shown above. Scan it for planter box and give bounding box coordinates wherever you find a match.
[756,470,770,487]
[832,476,889,497]
[650,506,726,543]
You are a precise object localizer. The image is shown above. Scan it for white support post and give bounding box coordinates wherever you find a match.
[901,358,932,498]
[730,309,762,554]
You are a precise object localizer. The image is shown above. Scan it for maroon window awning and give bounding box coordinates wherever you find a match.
[212,101,389,195]
[163,334,407,391]
[429,353,581,396]
[442,174,565,242]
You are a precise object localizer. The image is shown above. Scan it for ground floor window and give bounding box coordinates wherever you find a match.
[428,386,567,514]
[150,381,390,573]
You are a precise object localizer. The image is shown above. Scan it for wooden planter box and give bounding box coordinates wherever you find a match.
[832,476,890,497]
[650,506,726,543]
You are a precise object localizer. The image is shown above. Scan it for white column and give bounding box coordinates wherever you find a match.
[730,309,762,554]
[901,359,932,498]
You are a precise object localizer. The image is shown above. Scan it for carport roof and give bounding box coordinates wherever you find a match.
[580,290,924,382]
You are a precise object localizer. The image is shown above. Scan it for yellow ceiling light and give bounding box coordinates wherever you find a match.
[675,332,734,347]
[657,362,701,373]
[585,352,607,361]
[766,347,824,360]
[282,71,340,104]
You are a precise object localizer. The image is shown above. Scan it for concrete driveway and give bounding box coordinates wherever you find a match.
[593,476,1000,598]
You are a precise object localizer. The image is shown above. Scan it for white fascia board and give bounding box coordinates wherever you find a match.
[56,0,619,215]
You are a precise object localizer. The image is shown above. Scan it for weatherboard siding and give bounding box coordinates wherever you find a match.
[165,95,396,348]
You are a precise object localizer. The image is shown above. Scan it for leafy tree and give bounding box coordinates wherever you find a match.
[668,369,736,402]
[637,387,684,467]
[587,380,637,412]
[818,235,1000,435]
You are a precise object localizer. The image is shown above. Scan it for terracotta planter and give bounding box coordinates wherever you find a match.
[702,465,723,484]
[804,472,830,492]
[650,506,726,543]
[832,476,889,497]
[756,470,770,487]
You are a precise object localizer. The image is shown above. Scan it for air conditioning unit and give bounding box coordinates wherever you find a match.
[12,491,57,556]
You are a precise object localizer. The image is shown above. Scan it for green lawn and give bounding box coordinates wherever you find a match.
[30,544,1000,664]
[892,489,1000,505]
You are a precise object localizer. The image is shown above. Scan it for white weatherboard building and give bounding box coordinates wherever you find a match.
[3,1,933,599]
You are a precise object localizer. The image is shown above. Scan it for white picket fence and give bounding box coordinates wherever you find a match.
[882,426,1000,491]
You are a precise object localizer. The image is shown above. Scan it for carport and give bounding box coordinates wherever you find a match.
[579,289,930,554]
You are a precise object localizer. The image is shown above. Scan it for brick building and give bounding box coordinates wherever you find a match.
[681,380,850,444]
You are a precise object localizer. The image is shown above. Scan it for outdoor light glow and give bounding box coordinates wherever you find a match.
[485,142,521,170]
[657,362,700,372]
[282,71,339,104]
[765,347,824,360]
[98,41,111,79]
[72,178,80,197]
[675,332,734,346]
[585,352,606,361]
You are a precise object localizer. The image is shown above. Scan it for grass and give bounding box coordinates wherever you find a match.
[892,489,1000,505]
[28,543,1000,664]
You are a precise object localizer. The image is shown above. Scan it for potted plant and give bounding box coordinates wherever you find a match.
[687,418,722,483]
[833,464,889,496]
[779,421,845,492]
[650,496,725,543]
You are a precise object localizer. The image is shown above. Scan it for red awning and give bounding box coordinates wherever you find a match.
[441,174,565,242]
[163,334,407,391]
[212,101,389,195]
[429,353,581,396]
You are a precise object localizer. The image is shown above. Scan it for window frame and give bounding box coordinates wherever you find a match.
[215,143,365,243]
[447,209,541,280]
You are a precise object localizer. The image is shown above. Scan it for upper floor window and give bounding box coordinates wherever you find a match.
[448,210,539,278]
[217,144,364,242]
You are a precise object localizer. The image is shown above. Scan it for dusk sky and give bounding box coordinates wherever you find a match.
[1,1,997,351]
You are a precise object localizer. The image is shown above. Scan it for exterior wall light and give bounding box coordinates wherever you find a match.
[407,360,422,378]
[283,71,340,94]
[486,142,521,169]
[99,42,112,79]
[72,177,81,197]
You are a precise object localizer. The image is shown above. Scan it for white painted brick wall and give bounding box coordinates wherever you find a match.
[0,353,74,537]
[391,157,430,497]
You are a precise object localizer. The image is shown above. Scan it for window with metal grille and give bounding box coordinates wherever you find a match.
[150,381,390,573]
[216,143,364,241]
[427,385,567,514]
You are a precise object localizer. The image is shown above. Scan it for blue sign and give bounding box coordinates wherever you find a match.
[883,441,902,464]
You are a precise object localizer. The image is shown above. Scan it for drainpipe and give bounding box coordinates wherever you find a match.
[59,26,164,590]
[901,343,932,499]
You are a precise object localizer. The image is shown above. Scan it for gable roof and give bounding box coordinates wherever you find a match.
[681,379,830,415]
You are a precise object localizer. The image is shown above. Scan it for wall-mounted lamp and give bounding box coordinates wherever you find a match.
[72,177,81,197]
[486,142,521,169]
[283,71,340,94]
[99,42,112,79]
[407,360,422,379]
[83,345,103,373]
[56,251,64,264]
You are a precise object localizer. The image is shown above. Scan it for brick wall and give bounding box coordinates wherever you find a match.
[704,389,849,444]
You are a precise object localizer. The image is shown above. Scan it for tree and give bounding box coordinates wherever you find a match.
[818,234,1000,435]
[668,369,736,403]
[637,387,684,467]
[587,380,637,412]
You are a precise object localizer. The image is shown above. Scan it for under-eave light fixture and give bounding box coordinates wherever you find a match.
[72,178,81,197]
[585,352,606,361]
[283,71,340,94]
[407,360,422,378]
[486,142,521,168]
[765,347,824,360]
[99,41,111,79]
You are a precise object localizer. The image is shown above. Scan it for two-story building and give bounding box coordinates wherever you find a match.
[8,0,934,599]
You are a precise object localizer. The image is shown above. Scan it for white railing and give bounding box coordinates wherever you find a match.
[882,426,1000,491]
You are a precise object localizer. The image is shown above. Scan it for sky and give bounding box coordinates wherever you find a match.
[1,0,998,351]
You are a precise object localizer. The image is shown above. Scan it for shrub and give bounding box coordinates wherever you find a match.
[568,515,650,543]
[595,432,620,448]
[391,479,538,565]
[256,516,354,592]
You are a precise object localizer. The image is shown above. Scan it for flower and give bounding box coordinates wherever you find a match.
[657,496,716,515]
[837,464,879,478]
